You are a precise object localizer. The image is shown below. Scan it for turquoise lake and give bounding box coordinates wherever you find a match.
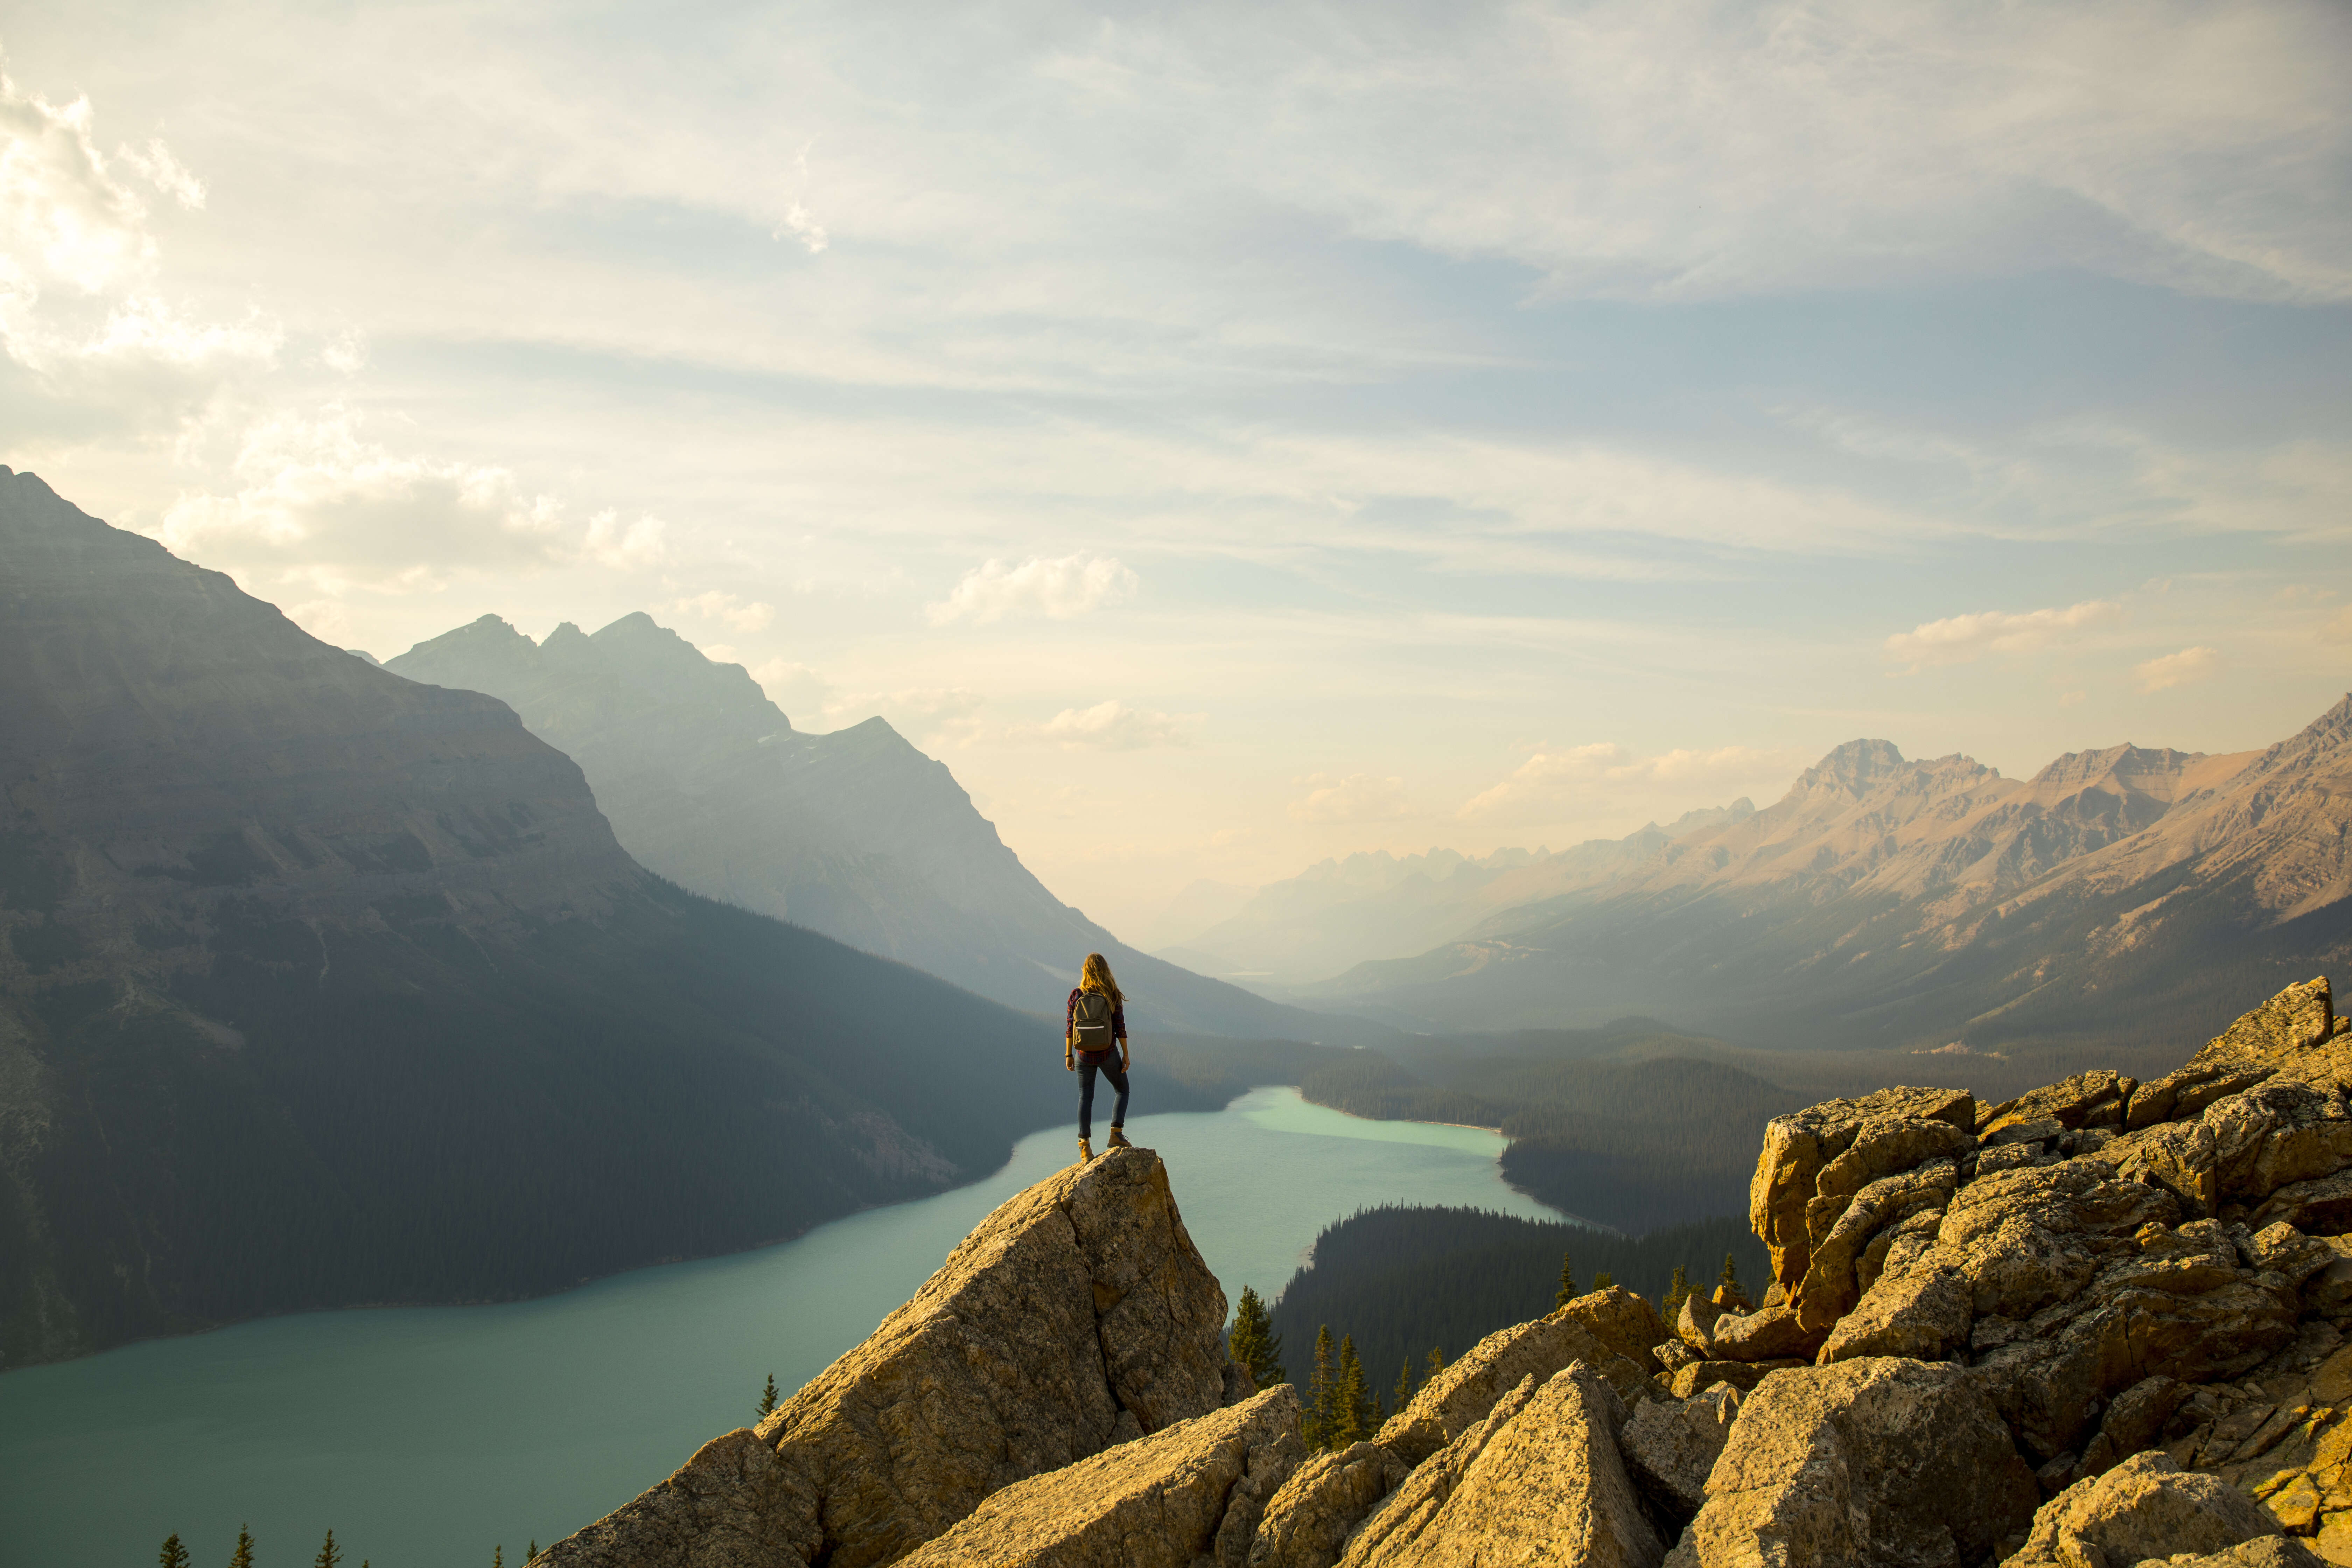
[0,1088,1570,1568]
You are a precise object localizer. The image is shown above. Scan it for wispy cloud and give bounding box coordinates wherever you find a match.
[2134,645,2218,693]
[1458,742,1797,824]
[1014,700,1194,752]
[927,553,1139,626]
[1884,601,2121,670]
[671,590,774,632]
[1289,774,1412,824]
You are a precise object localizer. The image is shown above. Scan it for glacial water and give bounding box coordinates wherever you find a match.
[0,1088,1569,1568]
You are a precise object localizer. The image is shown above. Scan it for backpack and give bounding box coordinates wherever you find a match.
[1071,989,1116,1052]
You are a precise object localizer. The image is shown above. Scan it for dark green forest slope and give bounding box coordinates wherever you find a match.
[1265,1205,1766,1390]
[1299,1021,1797,1231]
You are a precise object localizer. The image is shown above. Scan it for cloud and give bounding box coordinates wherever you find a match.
[926,552,1139,626]
[1288,773,1412,824]
[671,590,774,632]
[1458,742,1796,824]
[2323,608,2352,646]
[0,60,276,390]
[750,657,833,721]
[1016,700,1194,752]
[157,408,566,595]
[583,508,668,568]
[2134,645,2218,693]
[1884,601,2121,670]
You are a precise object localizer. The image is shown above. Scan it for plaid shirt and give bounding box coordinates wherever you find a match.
[1066,987,1127,1053]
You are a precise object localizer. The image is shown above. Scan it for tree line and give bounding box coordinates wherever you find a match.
[1259,1204,1768,1390]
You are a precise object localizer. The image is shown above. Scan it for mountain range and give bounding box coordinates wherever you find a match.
[1290,716,2352,1049]
[1157,803,1754,987]
[0,468,1247,1367]
[384,613,1376,1042]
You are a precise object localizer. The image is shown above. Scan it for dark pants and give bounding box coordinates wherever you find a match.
[1078,1052,1129,1139]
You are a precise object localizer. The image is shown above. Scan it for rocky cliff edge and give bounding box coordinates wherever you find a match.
[547,977,2352,1568]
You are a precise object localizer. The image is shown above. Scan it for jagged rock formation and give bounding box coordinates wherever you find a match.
[1303,713,2352,1055]
[539,977,2352,1568]
[545,1148,1245,1568]
[899,1386,1304,1568]
[0,468,1090,1368]
[384,613,1376,1041]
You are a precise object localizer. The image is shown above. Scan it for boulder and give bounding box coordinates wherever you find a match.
[1792,1155,1961,1331]
[898,1386,1303,1568]
[1679,1357,2039,1568]
[1375,1312,1652,1465]
[1707,1303,1821,1363]
[1668,1359,1803,1399]
[1621,1383,1742,1526]
[2143,1542,2328,1568]
[1750,1086,1976,1295]
[545,1148,1237,1568]
[1558,1286,1671,1372]
[1339,1364,1661,1568]
[2004,1451,2290,1568]
[2129,979,2335,1130]
[1980,1072,2131,1139]
[1242,1443,1408,1568]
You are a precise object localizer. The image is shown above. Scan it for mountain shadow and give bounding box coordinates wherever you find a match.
[0,468,1223,1368]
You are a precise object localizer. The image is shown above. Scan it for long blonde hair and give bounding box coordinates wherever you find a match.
[1079,952,1123,1004]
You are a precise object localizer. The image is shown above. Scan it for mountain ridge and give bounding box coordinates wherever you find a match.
[386,611,1383,1042]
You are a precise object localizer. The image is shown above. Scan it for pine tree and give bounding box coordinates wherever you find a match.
[229,1525,255,1568]
[1304,1326,1338,1450]
[160,1535,192,1568]
[1721,1253,1740,1289]
[1594,1270,1614,1289]
[1662,1264,1691,1316]
[1392,1361,1414,1414]
[1423,1345,1445,1389]
[314,1529,342,1568]
[529,1544,540,1562]
[1334,1335,1369,1447]
[493,1549,504,1568]
[1553,1251,1577,1308]
[757,1372,780,1419]
[1227,1286,1286,1388]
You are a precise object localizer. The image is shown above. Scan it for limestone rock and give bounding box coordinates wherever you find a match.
[1681,1357,2039,1568]
[1376,1311,1651,1464]
[2143,1542,2328,1568]
[546,1148,1236,1568]
[1678,1293,1726,1353]
[1707,1303,1821,1363]
[1750,1086,1976,1294]
[2129,979,2336,1130]
[2005,1451,2289,1568]
[1622,1383,1742,1526]
[1792,1155,1961,1331]
[1340,1363,1661,1568]
[1668,1360,1804,1399]
[1559,1286,1672,1372]
[1817,1258,1973,1363]
[1243,1442,1408,1568]
[899,1386,1303,1568]
[1980,1071,2132,1139]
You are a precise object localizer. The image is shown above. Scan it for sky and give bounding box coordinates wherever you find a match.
[4,0,2349,942]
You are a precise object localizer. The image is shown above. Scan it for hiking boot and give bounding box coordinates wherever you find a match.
[1106,1127,1133,1149]
[1077,1137,1094,1162]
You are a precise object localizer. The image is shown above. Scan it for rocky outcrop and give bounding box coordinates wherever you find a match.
[1337,1363,1660,1568]
[1620,1382,1741,1526]
[1677,1357,2040,1568]
[1246,1307,1655,1568]
[2005,1451,2311,1568]
[537,976,2352,1568]
[545,1148,1240,1568]
[898,1386,1303,1568]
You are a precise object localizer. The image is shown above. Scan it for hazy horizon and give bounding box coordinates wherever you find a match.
[6,1,2348,936]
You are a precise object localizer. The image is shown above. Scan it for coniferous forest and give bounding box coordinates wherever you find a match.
[1261,1204,1768,1396]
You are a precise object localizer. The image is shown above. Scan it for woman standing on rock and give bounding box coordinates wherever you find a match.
[1066,953,1131,1161]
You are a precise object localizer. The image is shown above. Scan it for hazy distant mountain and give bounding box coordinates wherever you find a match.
[1160,803,1754,987]
[1305,716,2352,1050]
[0,469,1214,1367]
[386,612,1378,1041]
